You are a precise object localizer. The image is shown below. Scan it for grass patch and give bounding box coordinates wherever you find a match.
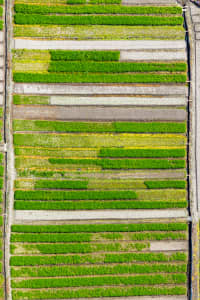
[34,180,88,189]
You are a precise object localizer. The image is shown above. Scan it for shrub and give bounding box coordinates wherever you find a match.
[144,180,186,189]
[13,72,187,83]
[50,50,120,61]
[14,190,138,200]
[99,148,186,158]
[14,200,187,210]
[48,61,187,73]
[12,274,186,288]
[11,222,187,233]
[35,180,88,189]
[14,14,183,26]
[14,4,182,15]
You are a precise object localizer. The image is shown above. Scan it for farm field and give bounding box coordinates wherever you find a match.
[10,0,191,300]
[13,1,185,40]
[10,221,188,300]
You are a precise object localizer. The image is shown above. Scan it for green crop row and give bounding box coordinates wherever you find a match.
[10,231,186,243]
[13,120,187,133]
[14,4,182,15]
[11,222,187,233]
[11,242,149,254]
[50,50,120,61]
[13,95,49,105]
[35,180,88,189]
[11,263,187,277]
[14,14,183,26]
[13,72,187,83]
[14,200,187,210]
[48,61,187,73]
[10,251,187,266]
[12,273,186,288]
[67,0,86,3]
[90,0,121,3]
[14,190,137,200]
[48,158,185,169]
[99,148,186,157]
[12,286,186,300]
[31,179,186,190]
[144,180,186,189]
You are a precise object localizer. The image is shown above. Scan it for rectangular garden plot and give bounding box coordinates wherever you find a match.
[13,119,188,211]
[13,2,185,40]
[10,221,188,300]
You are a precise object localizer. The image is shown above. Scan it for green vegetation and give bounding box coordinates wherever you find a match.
[11,263,187,277]
[14,190,137,200]
[13,120,187,133]
[99,148,186,158]
[50,50,120,61]
[49,61,187,73]
[145,180,186,189]
[14,4,182,15]
[12,273,186,288]
[48,158,185,169]
[14,25,185,40]
[14,14,183,26]
[11,222,187,233]
[14,200,187,210]
[34,180,88,189]
[12,286,186,299]
[13,95,49,105]
[13,72,187,83]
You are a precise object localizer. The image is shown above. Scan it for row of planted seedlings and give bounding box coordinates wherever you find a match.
[13,1,185,40]
[13,118,188,211]
[12,49,187,83]
[10,221,188,300]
